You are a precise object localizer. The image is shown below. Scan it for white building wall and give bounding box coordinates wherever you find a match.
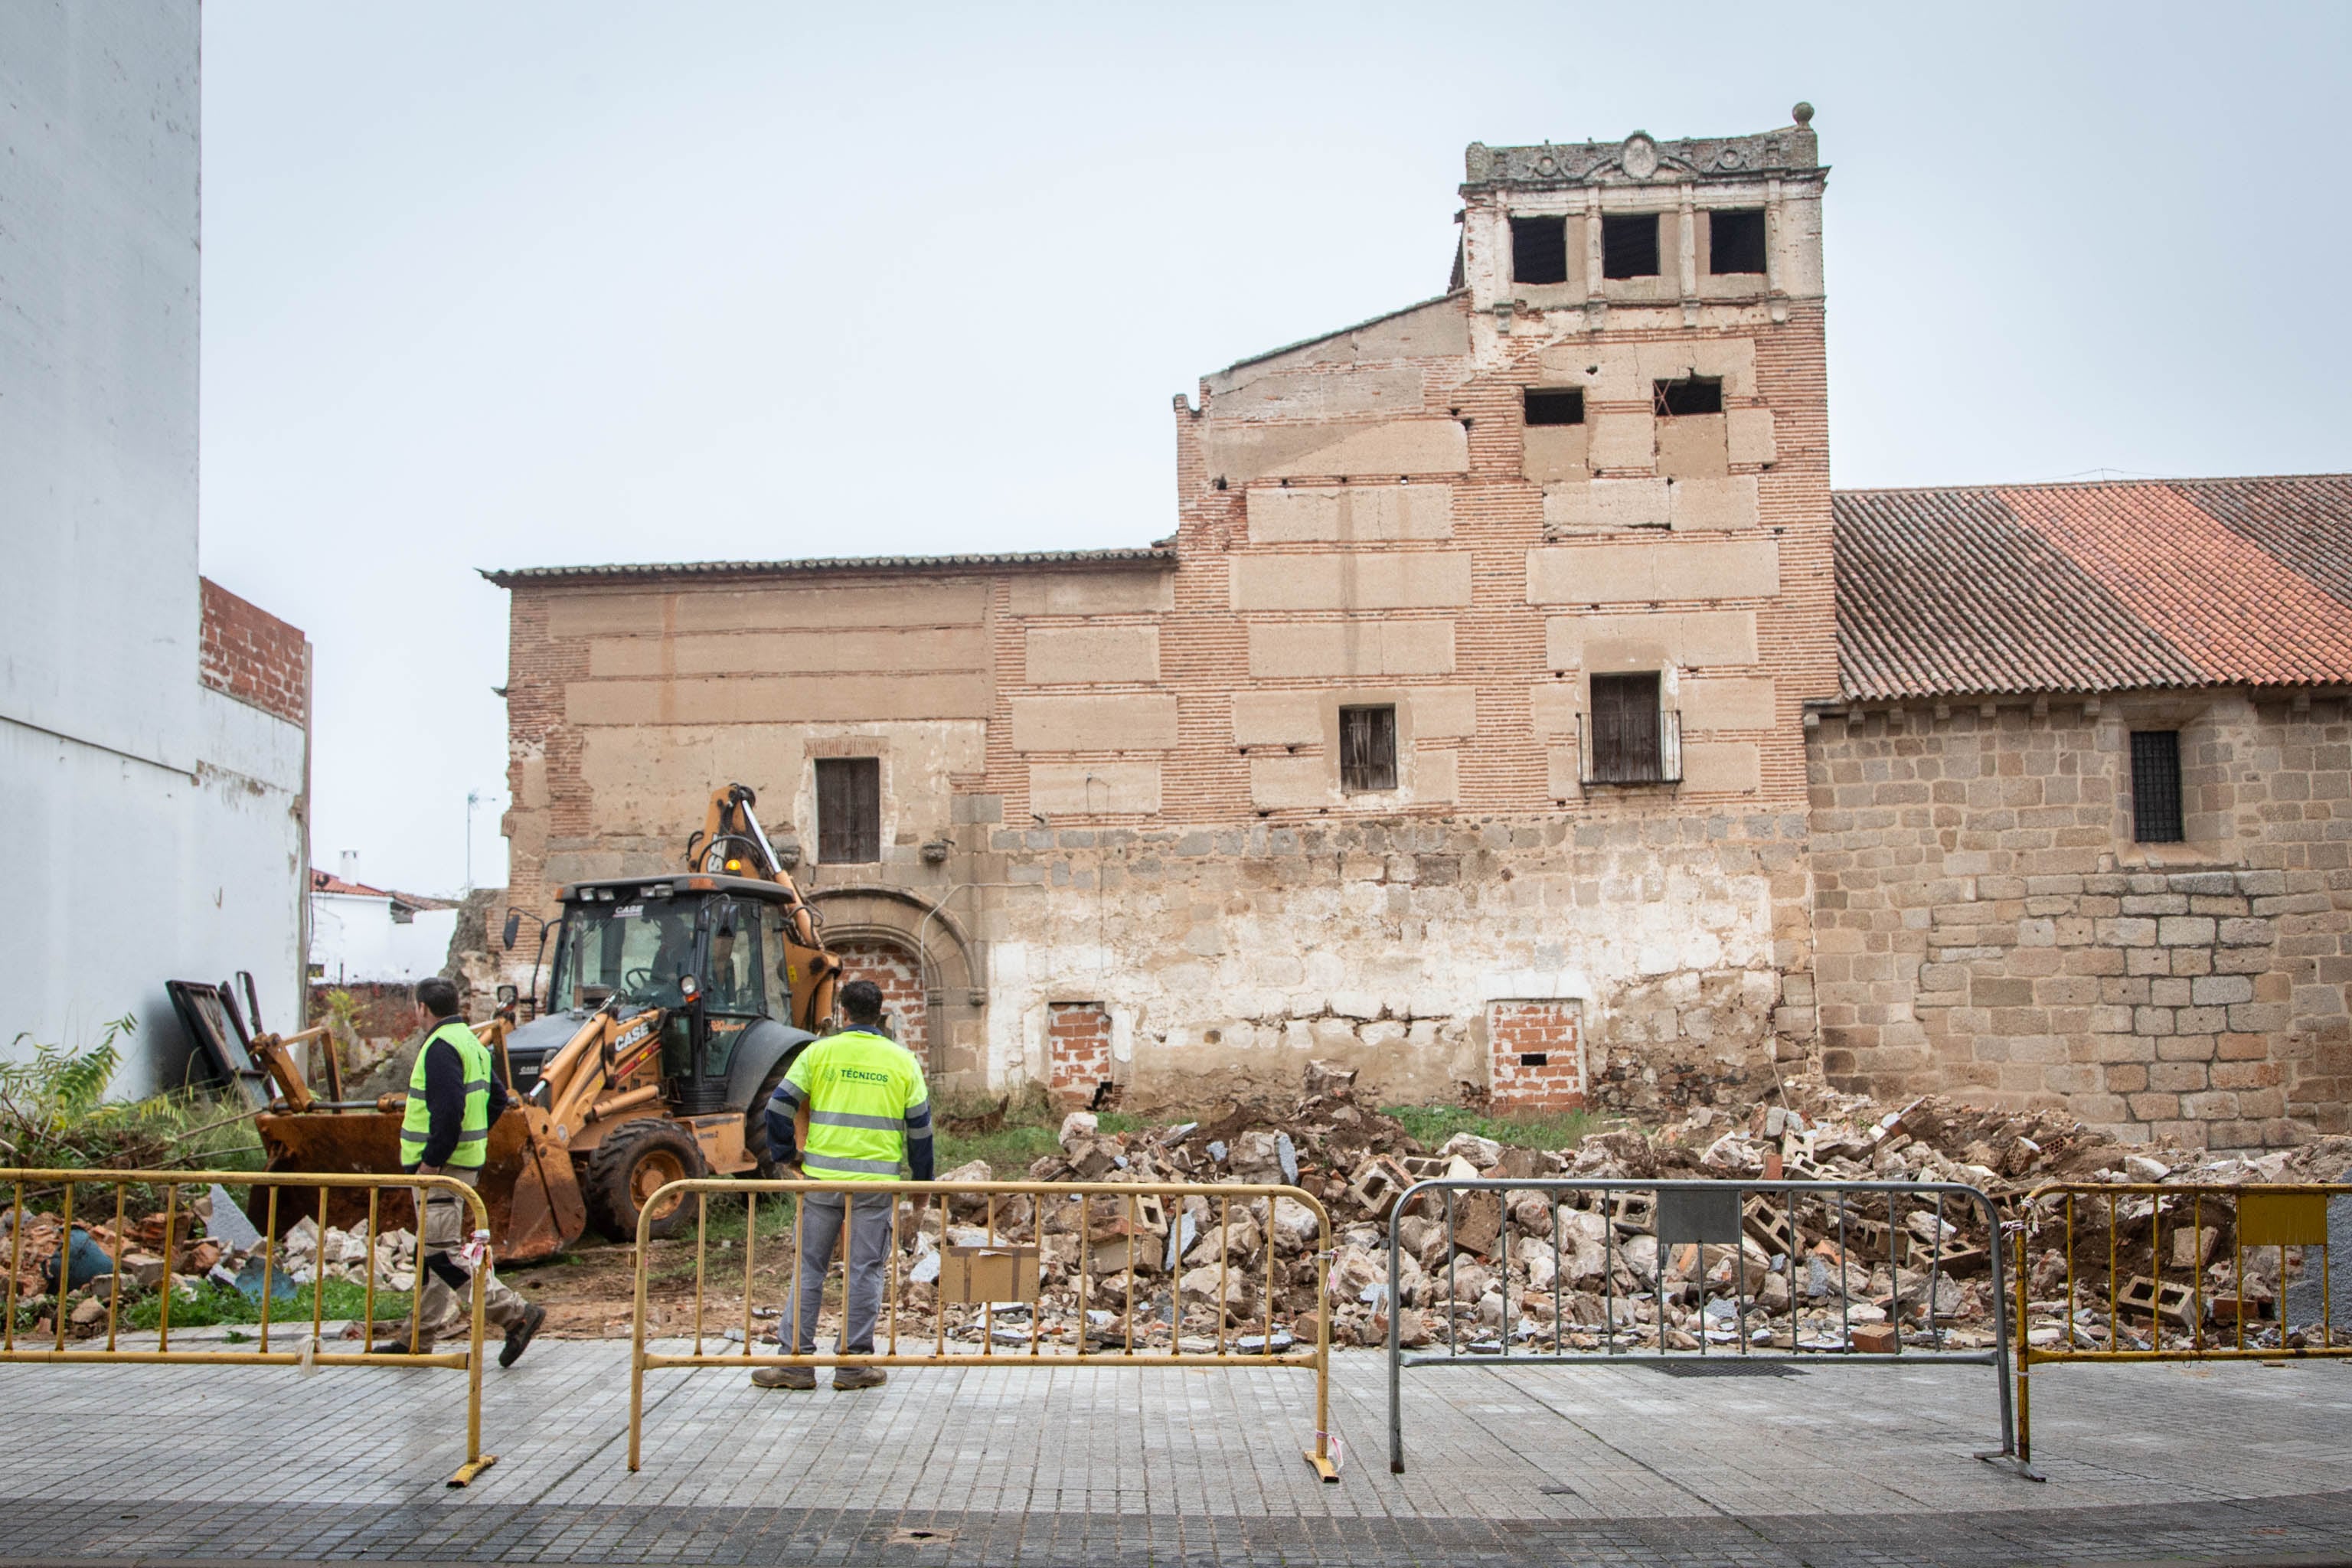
[0,2,308,1097]
[0,2,202,769]
[310,893,460,988]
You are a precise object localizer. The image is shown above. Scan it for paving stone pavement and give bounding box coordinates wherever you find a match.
[2,1336,2350,1564]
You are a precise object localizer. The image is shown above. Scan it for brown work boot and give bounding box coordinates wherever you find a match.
[498,1302,547,1368]
[751,1364,817,1390]
[832,1365,887,1391]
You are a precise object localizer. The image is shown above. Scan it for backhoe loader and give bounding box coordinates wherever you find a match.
[247,784,842,1262]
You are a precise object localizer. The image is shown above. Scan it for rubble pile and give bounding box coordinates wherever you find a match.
[868,1067,2351,1356]
[2,1191,416,1341]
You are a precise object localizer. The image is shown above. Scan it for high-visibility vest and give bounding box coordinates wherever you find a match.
[789,1029,928,1181]
[400,1021,494,1169]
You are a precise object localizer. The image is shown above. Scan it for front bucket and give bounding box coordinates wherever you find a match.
[254,1107,582,1263]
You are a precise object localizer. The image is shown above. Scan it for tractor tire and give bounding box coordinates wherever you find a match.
[745,1054,803,1179]
[584,1119,705,1243]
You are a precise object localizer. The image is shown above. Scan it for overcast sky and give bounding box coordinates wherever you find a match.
[194,1,2352,899]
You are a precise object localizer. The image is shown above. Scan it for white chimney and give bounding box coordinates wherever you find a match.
[339,849,360,886]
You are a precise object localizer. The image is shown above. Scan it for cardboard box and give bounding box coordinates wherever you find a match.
[939,1244,1040,1305]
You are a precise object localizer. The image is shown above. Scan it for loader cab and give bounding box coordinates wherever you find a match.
[510,876,815,1114]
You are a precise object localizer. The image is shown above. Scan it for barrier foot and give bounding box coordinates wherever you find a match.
[447,1453,500,1489]
[1302,1448,1341,1484]
[1975,1450,2045,1483]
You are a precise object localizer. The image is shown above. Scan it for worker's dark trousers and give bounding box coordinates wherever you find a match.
[783,1190,893,1354]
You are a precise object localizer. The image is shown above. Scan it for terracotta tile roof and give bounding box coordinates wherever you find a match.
[1834,475,2352,700]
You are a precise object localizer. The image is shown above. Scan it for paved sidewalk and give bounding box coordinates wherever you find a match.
[2,1338,2350,1563]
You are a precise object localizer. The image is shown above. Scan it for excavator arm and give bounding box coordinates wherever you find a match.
[689,783,840,1033]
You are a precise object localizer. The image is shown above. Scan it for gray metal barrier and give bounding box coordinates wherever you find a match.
[1383,1177,2034,1478]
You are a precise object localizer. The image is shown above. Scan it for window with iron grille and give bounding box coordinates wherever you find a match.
[1601,212,1659,279]
[2130,730,2184,843]
[1339,705,1398,793]
[1709,207,1767,274]
[1588,672,1668,784]
[1509,215,1568,285]
[815,757,881,863]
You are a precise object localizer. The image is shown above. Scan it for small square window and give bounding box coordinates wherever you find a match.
[2130,730,2184,843]
[1509,216,1569,286]
[1524,388,1585,426]
[1654,377,1723,417]
[1339,705,1397,793]
[1601,213,1659,279]
[815,757,881,862]
[1710,208,1767,274]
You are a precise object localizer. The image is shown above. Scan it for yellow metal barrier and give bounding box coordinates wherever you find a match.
[2013,1181,2352,1465]
[629,1178,1340,1481]
[2,1167,499,1487]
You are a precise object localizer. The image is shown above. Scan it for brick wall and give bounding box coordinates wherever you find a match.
[1046,1002,1112,1108]
[1488,1000,1585,1109]
[198,577,309,727]
[834,937,929,1064]
[1809,695,2352,1148]
[491,127,1832,1102]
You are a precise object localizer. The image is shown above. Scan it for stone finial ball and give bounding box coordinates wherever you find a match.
[1792,101,1815,126]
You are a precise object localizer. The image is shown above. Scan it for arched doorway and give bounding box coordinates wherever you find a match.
[831,936,929,1061]
[806,884,984,1083]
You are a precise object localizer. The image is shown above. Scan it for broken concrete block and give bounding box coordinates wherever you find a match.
[1452,1191,1504,1256]
[1058,1110,1099,1151]
[1347,1155,1415,1221]
[1302,1060,1358,1100]
[1434,1132,1503,1170]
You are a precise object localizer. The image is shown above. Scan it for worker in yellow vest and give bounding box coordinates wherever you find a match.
[374,976,544,1365]
[753,979,931,1390]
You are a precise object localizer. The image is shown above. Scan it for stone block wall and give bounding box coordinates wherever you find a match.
[1809,694,2352,1147]
[969,805,1808,1113]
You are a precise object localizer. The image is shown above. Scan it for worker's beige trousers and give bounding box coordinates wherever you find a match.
[415,1166,531,1340]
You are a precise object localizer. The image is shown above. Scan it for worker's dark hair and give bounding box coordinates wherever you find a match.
[838,980,884,1026]
[414,976,462,1019]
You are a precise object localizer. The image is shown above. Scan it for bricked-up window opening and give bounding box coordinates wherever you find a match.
[1654,376,1724,417]
[1524,388,1585,426]
[815,757,881,863]
[1509,215,1569,285]
[1589,672,1668,784]
[1339,705,1398,792]
[2131,730,2185,843]
[1710,207,1767,274]
[1601,212,1659,279]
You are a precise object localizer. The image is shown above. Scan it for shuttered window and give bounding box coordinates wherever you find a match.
[1339,706,1398,792]
[1589,673,1664,783]
[815,758,881,863]
[2130,730,2184,843]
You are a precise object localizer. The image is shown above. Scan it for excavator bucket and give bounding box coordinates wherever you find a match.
[254,1106,587,1264]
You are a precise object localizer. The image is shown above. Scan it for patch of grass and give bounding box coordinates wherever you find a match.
[1382,1103,1613,1153]
[108,1277,413,1331]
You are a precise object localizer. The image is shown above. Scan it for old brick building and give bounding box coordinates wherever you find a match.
[1814,479,2352,1145]
[489,114,2350,1148]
